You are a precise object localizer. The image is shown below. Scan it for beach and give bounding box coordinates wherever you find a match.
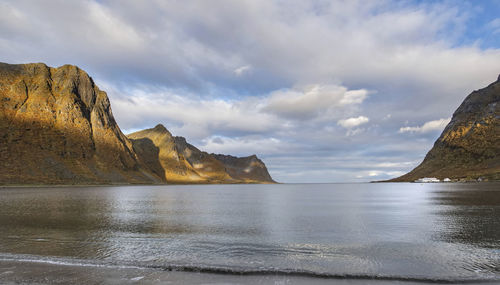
[1,259,489,285]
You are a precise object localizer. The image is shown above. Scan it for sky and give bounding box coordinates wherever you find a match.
[1,0,499,182]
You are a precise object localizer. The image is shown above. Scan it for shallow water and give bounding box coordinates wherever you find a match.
[0,183,499,283]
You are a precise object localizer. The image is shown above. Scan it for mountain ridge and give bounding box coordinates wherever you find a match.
[0,62,275,185]
[128,124,276,184]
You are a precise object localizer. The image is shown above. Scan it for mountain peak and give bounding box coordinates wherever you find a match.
[153,124,167,132]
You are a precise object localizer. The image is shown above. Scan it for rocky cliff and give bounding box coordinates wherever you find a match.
[391,75,500,182]
[0,62,162,184]
[0,62,275,185]
[128,125,275,183]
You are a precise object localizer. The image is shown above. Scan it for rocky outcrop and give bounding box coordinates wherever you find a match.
[391,75,500,182]
[0,62,275,185]
[128,125,275,184]
[0,62,162,184]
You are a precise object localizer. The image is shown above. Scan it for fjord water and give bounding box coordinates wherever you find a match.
[0,183,499,283]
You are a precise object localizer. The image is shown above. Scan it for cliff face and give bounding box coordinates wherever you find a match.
[128,125,275,183]
[392,75,500,182]
[0,62,162,184]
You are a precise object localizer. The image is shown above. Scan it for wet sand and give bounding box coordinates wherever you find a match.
[0,260,493,285]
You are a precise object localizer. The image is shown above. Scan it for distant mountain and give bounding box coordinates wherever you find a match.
[128,125,276,184]
[391,75,500,182]
[212,154,276,183]
[0,62,275,185]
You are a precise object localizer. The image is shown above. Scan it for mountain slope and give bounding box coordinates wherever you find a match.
[128,125,275,184]
[0,62,161,184]
[392,75,500,182]
[128,124,232,183]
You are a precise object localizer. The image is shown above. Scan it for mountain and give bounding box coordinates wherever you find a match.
[212,154,276,183]
[128,124,231,183]
[0,62,162,184]
[128,125,276,184]
[391,75,500,182]
[0,62,275,185]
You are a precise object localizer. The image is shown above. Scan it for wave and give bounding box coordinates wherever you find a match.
[0,253,497,284]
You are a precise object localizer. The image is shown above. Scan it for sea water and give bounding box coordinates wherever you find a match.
[0,183,498,283]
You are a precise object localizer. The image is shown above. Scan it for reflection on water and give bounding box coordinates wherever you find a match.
[430,183,500,247]
[0,183,499,281]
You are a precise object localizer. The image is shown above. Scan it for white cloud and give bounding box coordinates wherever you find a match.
[399,118,451,134]
[234,65,252,76]
[340,90,370,105]
[374,161,419,168]
[487,18,500,34]
[338,116,370,128]
[201,136,284,156]
[346,128,365,137]
[263,85,368,119]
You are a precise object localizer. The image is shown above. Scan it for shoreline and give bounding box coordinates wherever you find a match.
[0,258,496,285]
[3,180,499,188]
[0,181,279,188]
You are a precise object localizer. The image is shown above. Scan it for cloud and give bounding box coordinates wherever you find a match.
[234,65,252,76]
[107,81,366,138]
[201,136,285,156]
[399,118,451,134]
[263,85,368,120]
[3,0,498,96]
[340,90,370,105]
[338,116,370,128]
[374,161,419,168]
[355,170,406,180]
[107,86,281,139]
[1,0,499,182]
[346,128,365,137]
[487,18,500,34]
